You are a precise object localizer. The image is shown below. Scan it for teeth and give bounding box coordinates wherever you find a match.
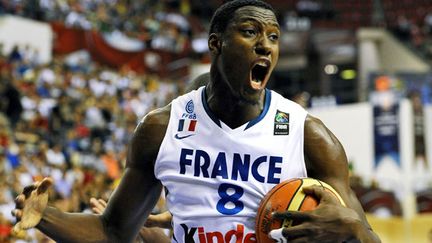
[252,78,262,83]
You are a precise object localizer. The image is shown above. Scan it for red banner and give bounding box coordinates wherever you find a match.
[50,22,188,76]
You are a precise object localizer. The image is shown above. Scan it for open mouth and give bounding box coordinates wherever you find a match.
[250,60,270,89]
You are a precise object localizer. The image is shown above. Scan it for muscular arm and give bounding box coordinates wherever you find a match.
[304,114,380,242]
[36,106,170,242]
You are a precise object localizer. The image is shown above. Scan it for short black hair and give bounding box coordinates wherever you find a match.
[209,0,275,35]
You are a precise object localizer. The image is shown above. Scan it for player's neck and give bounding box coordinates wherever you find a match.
[205,80,265,129]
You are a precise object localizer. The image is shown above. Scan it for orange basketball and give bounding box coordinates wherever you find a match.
[255,178,346,243]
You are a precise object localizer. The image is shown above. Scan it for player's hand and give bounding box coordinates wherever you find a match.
[89,197,107,215]
[12,177,53,232]
[269,185,361,243]
[90,198,173,229]
[143,211,172,229]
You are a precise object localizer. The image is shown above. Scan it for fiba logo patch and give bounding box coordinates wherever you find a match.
[185,100,194,114]
[274,110,289,135]
[182,100,196,120]
[176,100,198,139]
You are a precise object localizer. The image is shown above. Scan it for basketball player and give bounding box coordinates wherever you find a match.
[12,0,381,242]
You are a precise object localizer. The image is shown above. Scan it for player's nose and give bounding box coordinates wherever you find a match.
[254,38,271,56]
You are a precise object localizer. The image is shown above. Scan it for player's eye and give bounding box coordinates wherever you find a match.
[268,33,279,41]
[242,29,256,37]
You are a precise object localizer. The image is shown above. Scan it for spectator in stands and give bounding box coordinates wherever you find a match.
[296,0,322,18]
[0,116,12,150]
[394,15,412,41]
[0,78,23,128]
[65,3,91,30]
[45,143,66,169]
[7,45,22,63]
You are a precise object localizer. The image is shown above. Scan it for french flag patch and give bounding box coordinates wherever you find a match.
[178,119,197,132]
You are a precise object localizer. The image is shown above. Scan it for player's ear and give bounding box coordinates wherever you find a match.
[208,33,221,55]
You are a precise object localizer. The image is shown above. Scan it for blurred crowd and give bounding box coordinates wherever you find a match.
[388,7,432,60]
[0,38,180,241]
[0,0,211,54]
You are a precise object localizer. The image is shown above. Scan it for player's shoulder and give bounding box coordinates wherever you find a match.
[304,114,328,138]
[141,104,171,126]
[303,114,349,185]
[127,104,172,168]
[135,104,171,139]
[304,114,344,155]
[305,113,323,127]
[138,88,200,130]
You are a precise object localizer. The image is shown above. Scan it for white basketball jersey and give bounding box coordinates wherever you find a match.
[155,86,308,243]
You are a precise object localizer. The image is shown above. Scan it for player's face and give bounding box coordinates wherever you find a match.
[217,6,280,103]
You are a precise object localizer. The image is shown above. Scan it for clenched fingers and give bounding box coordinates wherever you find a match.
[90,198,107,215]
[21,177,52,199]
[15,195,26,209]
[97,199,107,208]
[272,211,312,222]
[36,178,53,195]
[22,185,37,199]
[11,209,22,220]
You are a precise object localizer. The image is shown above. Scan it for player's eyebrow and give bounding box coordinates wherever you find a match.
[237,17,280,30]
